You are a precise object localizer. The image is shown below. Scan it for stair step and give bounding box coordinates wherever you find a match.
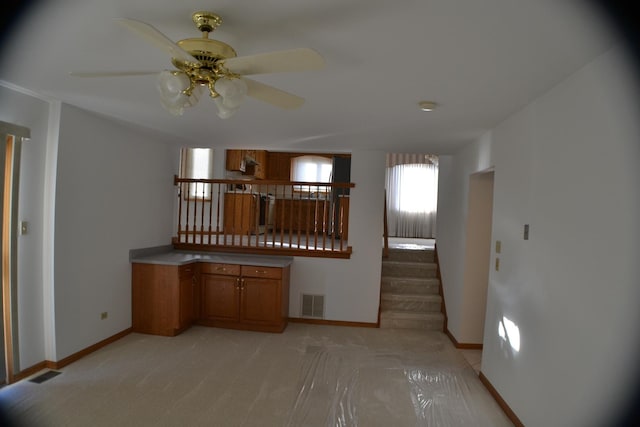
[380,293,442,313]
[385,248,435,263]
[381,277,440,295]
[381,260,437,278]
[379,311,444,330]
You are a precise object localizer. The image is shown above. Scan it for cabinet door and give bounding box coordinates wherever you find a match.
[226,149,245,172]
[240,277,282,326]
[267,152,291,180]
[201,274,240,321]
[178,275,194,329]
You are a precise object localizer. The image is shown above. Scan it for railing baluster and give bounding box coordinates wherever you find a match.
[339,187,345,252]
[185,181,190,244]
[215,183,221,245]
[208,183,213,245]
[172,177,353,255]
[200,182,205,245]
[176,176,183,243]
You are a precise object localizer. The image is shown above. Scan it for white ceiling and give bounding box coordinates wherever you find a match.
[0,0,617,153]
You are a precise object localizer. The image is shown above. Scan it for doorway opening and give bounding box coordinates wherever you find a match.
[0,121,29,385]
[459,168,495,369]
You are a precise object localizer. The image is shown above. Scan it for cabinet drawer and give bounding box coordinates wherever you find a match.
[179,264,196,278]
[201,263,240,276]
[241,265,282,279]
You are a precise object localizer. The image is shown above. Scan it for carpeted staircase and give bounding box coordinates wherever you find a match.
[379,247,444,330]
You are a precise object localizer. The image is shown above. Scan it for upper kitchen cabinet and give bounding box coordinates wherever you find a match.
[226,149,268,179]
[266,152,292,181]
[226,149,246,172]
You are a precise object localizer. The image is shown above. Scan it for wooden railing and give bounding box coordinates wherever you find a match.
[172,176,355,258]
[383,191,389,258]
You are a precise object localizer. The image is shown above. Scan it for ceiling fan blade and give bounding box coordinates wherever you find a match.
[244,78,305,110]
[116,18,197,63]
[69,71,158,78]
[224,48,324,76]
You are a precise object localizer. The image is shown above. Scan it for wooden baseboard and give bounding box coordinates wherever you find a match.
[288,317,378,328]
[478,371,525,427]
[444,328,484,349]
[46,328,132,370]
[8,328,132,383]
[12,361,48,383]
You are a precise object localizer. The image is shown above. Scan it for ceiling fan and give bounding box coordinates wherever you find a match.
[70,11,325,118]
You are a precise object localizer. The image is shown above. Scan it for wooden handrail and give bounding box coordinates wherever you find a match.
[383,191,389,258]
[172,176,355,258]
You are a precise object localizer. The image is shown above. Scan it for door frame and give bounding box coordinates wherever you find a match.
[0,120,29,384]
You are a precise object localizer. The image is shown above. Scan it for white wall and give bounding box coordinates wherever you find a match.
[0,84,49,369]
[53,105,181,360]
[288,150,385,323]
[439,47,640,426]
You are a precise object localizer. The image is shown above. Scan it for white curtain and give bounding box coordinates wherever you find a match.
[385,162,438,238]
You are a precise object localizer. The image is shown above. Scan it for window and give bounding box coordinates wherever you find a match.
[180,148,214,199]
[290,155,332,192]
[385,162,438,238]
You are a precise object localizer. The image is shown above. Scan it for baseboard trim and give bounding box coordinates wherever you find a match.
[288,317,378,328]
[46,328,133,370]
[12,361,48,383]
[444,328,484,349]
[478,371,525,427]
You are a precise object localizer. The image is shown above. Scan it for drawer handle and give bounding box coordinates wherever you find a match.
[216,267,227,272]
[254,270,267,274]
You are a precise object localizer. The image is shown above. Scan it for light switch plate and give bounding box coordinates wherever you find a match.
[524,224,530,240]
[496,240,501,253]
[495,257,500,271]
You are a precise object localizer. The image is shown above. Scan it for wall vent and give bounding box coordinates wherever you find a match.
[301,294,325,318]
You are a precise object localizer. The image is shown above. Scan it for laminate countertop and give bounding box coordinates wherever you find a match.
[130,245,293,268]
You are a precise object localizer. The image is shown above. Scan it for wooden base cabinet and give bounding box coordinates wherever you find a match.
[132,263,198,337]
[199,263,290,333]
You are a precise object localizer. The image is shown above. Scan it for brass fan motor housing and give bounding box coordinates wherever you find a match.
[171,11,239,93]
[175,38,237,66]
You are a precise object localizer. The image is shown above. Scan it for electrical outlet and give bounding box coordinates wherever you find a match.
[495,257,500,271]
[101,312,108,320]
[495,240,501,253]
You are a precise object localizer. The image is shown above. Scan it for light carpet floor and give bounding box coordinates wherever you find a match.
[0,324,512,426]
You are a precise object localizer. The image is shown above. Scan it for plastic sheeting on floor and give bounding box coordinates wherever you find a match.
[286,339,512,426]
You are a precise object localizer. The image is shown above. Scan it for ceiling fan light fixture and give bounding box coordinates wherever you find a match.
[214,96,239,119]
[214,77,247,110]
[73,11,325,117]
[419,101,438,112]
[157,71,193,115]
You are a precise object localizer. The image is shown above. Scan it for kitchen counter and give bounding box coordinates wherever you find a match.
[130,245,293,267]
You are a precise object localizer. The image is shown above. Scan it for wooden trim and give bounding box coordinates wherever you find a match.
[46,328,132,370]
[445,328,484,349]
[288,317,378,328]
[12,361,47,382]
[434,244,448,332]
[382,191,389,258]
[2,135,15,384]
[173,241,352,259]
[479,371,525,427]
